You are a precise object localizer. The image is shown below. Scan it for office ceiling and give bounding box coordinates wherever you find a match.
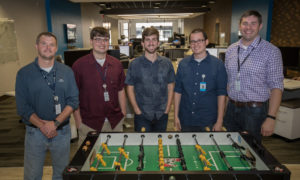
[69,0,216,19]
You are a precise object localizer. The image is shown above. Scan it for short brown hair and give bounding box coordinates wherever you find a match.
[90,27,110,39]
[240,10,262,25]
[36,32,57,45]
[142,27,159,42]
[189,28,208,42]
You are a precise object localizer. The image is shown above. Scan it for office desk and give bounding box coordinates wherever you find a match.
[275,79,300,139]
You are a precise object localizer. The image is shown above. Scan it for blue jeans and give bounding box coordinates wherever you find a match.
[223,101,268,143]
[24,124,71,180]
[134,113,168,132]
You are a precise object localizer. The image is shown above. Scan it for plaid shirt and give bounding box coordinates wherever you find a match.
[225,36,284,102]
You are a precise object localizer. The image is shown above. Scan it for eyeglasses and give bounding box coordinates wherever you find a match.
[93,37,109,43]
[190,39,206,45]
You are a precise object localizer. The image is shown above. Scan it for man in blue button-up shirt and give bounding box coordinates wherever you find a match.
[174,29,227,132]
[126,27,175,132]
[15,32,79,180]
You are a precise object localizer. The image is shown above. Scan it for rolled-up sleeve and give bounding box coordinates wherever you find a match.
[267,47,284,91]
[15,71,35,123]
[65,69,79,110]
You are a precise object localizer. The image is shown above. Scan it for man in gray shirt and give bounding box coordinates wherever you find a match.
[125,27,175,132]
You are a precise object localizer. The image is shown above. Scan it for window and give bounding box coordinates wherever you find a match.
[136,22,173,41]
[122,23,129,42]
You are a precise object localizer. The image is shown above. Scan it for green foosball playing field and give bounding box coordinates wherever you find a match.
[64,132,291,180]
[90,144,251,172]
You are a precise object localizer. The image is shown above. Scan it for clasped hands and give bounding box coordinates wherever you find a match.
[39,120,58,138]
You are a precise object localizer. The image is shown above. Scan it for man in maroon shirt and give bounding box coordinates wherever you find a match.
[72,27,126,144]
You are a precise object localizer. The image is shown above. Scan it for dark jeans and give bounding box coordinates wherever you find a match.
[134,113,168,132]
[223,100,268,143]
[181,125,214,132]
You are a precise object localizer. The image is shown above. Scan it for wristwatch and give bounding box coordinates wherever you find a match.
[266,114,276,120]
[54,119,61,127]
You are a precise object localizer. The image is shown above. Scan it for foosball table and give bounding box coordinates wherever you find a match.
[63,132,290,180]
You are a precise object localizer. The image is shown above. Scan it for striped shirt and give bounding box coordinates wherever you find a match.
[225,36,284,102]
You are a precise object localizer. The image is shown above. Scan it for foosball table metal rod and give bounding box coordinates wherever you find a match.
[209,134,233,171]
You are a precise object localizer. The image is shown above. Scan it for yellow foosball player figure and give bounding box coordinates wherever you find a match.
[101,143,111,155]
[96,154,107,167]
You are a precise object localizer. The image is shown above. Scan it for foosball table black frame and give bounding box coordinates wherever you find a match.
[63,132,291,180]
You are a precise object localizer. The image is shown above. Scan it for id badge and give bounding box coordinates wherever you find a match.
[55,104,61,115]
[200,82,206,92]
[235,80,241,91]
[104,91,110,102]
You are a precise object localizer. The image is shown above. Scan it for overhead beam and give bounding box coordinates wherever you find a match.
[100,7,210,15]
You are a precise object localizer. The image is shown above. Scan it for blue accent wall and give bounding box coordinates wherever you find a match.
[230,0,273,44]
[46,0,83,58]
[45,0,52,32]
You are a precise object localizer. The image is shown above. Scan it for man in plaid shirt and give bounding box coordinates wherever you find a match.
[224,10,284,143]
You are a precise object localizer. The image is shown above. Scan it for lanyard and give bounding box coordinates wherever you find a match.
[40,69,56,96]
[95,63,108,84]
[237,38,261,72]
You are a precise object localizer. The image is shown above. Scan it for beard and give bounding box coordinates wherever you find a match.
[144,46,158,54]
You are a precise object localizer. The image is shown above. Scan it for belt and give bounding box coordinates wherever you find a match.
[229,99,265,108]
[28,121,69,130]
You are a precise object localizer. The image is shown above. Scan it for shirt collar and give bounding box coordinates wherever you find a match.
[89,51,112,67]
[34,57,57,73]
[238,35,261,49]
[189,51,210,64]
[142,53,163,64]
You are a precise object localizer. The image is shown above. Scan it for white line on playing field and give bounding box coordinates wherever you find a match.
[99,156,116,169]
[209,152,218,170]
[167,145,170,156]
[124,152,130,170]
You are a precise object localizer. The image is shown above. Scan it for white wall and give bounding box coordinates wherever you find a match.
[0,0,47,94]
[80,3,118,47]
[80,3,103,48]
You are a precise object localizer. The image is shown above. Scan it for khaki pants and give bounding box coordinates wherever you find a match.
[78,118,124,146]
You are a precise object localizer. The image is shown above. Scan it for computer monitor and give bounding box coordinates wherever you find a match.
[119,45,130,56]
[173,33,185,47]
[107,49,120,60]
[64,49,91,67]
